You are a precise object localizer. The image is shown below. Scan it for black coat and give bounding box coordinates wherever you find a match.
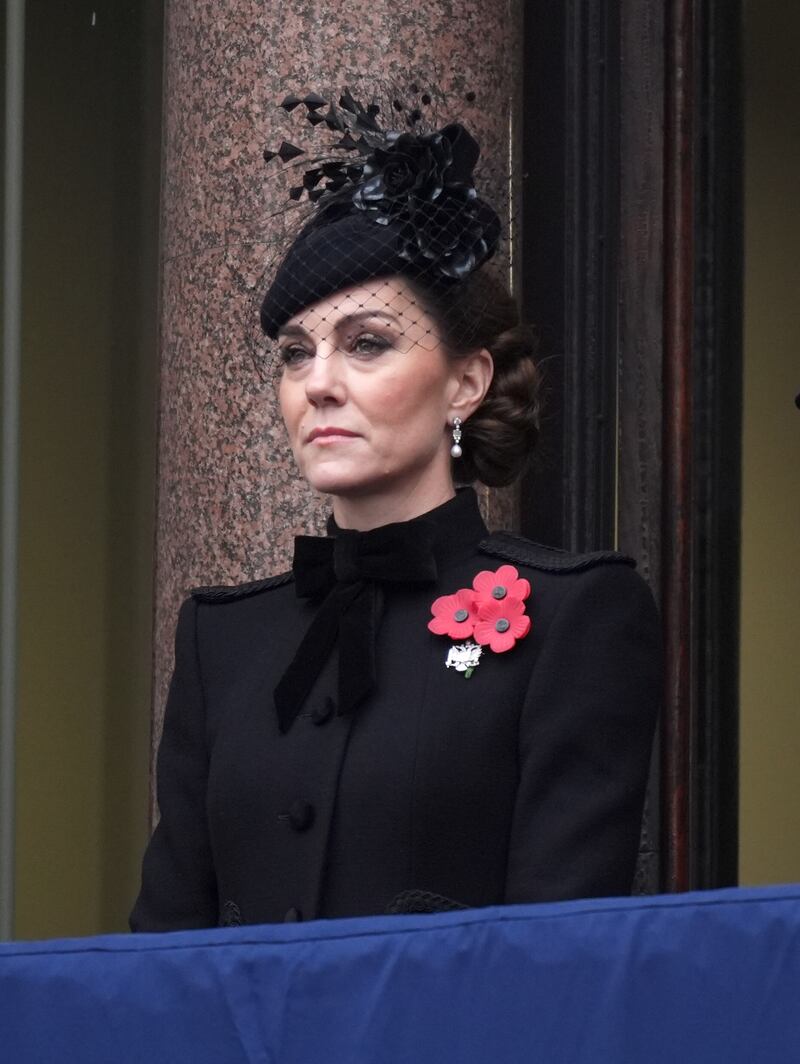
[130,490,661,931]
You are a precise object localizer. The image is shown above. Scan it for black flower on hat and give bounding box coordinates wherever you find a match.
[353,125,470,213]
[403,193,499,280]
[347,123,497,280]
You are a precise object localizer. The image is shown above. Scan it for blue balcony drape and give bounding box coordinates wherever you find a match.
[2,884,799,1063]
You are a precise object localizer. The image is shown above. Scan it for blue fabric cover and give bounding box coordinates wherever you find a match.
[2,884,800,1063]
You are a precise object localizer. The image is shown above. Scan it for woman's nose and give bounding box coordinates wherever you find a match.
[303,344,346,405]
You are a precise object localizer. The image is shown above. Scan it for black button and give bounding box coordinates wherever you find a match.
[495,618,510,633]
[311,697,335,726]
[283,906,303,923]
[492,585,507,600]
[288,799,315,832]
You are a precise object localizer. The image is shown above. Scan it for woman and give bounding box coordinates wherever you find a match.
[130,100,660,931]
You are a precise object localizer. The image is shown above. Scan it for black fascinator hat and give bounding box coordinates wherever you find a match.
[259,90,502,340]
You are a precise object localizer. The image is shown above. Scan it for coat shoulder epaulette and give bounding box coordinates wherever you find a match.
[190,570,294,603]
[479,531,635,573]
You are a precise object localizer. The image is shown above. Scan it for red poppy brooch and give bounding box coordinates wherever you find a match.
[428,564,532,677]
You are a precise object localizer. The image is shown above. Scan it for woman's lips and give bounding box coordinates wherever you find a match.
[306,427,360,444]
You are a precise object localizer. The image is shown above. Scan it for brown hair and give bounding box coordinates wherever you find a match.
[410,269,540,487]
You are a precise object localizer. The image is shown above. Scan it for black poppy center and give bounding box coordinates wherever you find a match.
[491,585,507,600]
[454,608,470,623]
[494,618,510,633]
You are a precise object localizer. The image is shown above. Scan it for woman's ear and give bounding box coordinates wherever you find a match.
[448,348,494,422]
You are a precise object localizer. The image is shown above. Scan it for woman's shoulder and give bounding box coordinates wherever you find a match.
[476,531,657,624]
[189,570,295,605]
[475,533,660,676]
[478,530,637,576]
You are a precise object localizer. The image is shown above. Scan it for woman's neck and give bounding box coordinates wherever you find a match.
[331,481,457,531]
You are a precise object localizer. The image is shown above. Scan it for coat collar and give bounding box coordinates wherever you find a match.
[326,487,488,574]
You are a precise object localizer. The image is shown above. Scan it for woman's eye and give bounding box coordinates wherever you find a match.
[349,333,392,357]
[278,344,313,367]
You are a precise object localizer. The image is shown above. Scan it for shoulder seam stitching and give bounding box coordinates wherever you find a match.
[478,532,635,573]
[190,570,294,602]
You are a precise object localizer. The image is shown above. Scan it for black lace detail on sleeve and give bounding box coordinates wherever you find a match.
[219,900,243,927]
[386,890,469,915]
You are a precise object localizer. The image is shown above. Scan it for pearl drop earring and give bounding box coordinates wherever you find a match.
[450,417,463,459]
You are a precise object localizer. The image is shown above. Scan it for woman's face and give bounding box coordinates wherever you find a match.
[277,277,472,516]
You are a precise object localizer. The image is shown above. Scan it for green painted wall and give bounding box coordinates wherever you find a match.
[739,1,800,884]
[13,3,161,939]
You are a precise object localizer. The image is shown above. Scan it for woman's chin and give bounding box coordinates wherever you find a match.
[302,465,378,498]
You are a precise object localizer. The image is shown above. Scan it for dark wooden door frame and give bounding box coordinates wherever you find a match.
[519,0,742,891]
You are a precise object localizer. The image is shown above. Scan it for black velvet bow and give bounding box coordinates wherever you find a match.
[274,521,439,733]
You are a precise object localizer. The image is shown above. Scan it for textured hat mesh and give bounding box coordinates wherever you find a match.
[259,208,510,383]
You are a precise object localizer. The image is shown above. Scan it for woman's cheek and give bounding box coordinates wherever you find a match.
[361,380,409,431]
[371,365,438,422]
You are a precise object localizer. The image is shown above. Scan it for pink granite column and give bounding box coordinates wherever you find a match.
[153,0,522,787]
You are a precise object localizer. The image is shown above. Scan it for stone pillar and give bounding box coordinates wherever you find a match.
[153,0,522,785]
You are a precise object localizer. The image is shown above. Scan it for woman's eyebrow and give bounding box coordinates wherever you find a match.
[276,323,309,340]
[335,309,401,330]
[278,308,400,340]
